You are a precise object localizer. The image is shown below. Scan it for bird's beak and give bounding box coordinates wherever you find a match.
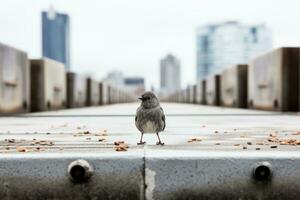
[138,97,144,100]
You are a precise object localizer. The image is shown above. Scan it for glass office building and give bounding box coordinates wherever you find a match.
[196,21,272,80]
[124,77,145,96]
[42,8,70,70]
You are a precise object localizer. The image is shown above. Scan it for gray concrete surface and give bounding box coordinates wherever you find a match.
[1,103,300,199]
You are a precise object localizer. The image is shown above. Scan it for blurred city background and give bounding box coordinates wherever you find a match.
[0,0,299,97]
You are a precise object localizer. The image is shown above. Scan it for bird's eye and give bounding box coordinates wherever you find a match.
[146,97,150,100]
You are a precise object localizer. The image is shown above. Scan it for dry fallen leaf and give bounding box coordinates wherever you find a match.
[115,146,127,151]
[114,141,125,145]
[16,146,29,152]
[269,133,277,137]
[279,138,300,145]
[33,140,54,146]
[188,138,202,143]
[8,139,15,143]
[268,137,279,142]
[114,141,129,151]
[98,138,106,142]
[95,133,108,136]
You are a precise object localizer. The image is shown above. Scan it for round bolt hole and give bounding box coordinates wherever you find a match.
[70,165,86,182]
[68,159,93,183]
[253,162,272,182]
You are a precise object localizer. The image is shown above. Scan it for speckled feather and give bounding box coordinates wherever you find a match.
[135,105,165,133]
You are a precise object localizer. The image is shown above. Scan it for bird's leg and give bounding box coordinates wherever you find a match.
[137,133,146,145]
[156,132,164,145]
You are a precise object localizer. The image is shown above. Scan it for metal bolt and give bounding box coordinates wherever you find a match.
[68,159,93,183]
[253,161,272,182]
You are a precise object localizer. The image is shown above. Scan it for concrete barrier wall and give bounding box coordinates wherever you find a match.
[30,58,66,112]
[192,84,197,104]
[99,82,109,105]
[248,48,299,111]
[0,41,135,114]
[109,87,117,104]
[165,47,300,112]
[187,85,194,104]
[0,43,30,114]
[221,64,248,108]
[205,75,221,106]
[66,72,87,108]
[86,78,100,106]
[195,80,206,104]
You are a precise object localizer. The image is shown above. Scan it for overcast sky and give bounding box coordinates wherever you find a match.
[0,0,300,89]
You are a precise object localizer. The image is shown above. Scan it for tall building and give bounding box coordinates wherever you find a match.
[124,77,145,96]
[42,7,70,70]
[196,21,272,80]
[102,70,124,87]
[160,54,181,95]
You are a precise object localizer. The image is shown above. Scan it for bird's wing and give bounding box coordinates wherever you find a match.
[160,107,166,131]
[135,106,141,122]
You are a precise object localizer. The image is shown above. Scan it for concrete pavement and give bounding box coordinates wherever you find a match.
[1,103,300,199]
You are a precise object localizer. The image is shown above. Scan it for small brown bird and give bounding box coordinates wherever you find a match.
[135,91,166,145]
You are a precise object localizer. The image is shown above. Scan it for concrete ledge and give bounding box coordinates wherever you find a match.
[145,150,300,200]
[0,153,144,200]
